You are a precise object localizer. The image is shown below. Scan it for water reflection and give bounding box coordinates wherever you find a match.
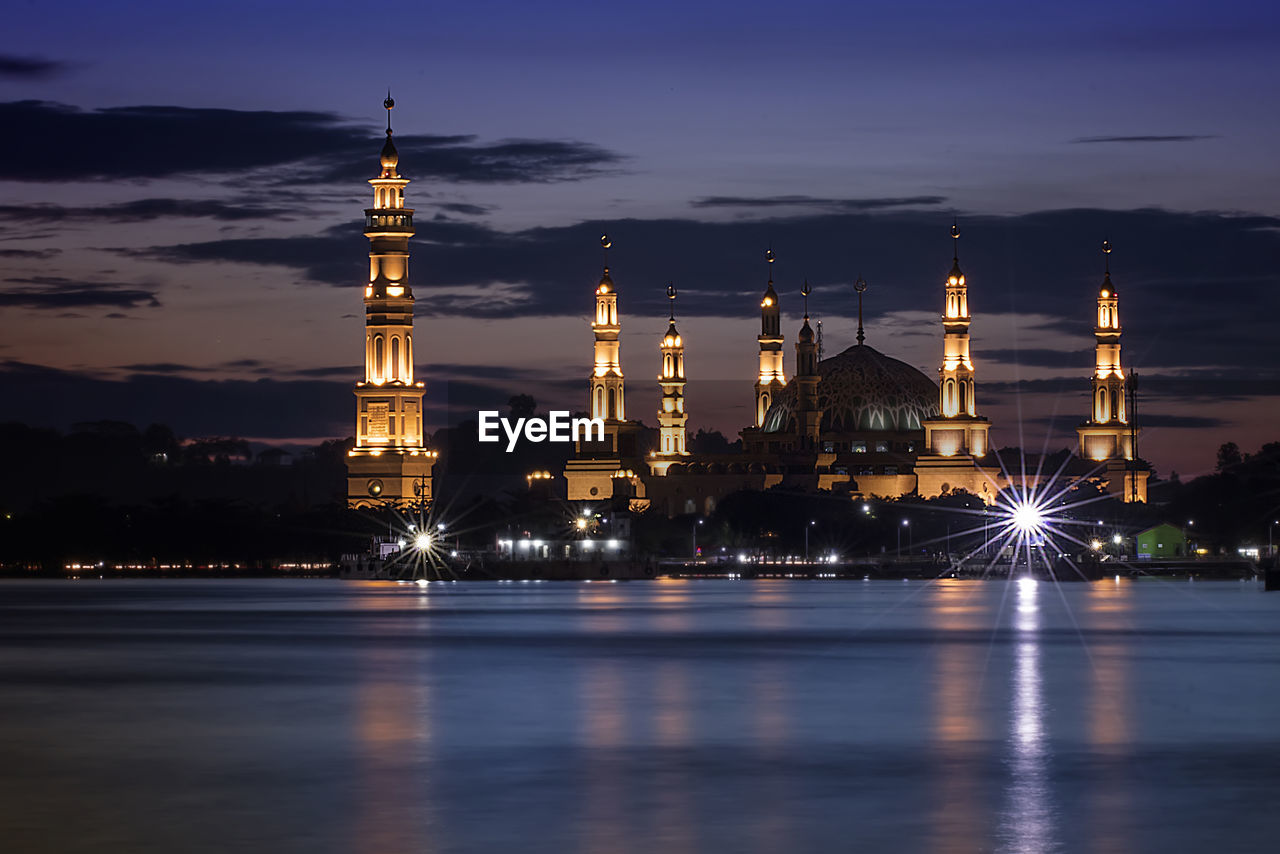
[652,660,696,854]
[999,578,1055,854]
[354,607,433,854]
[1084,580,1133,853]
[748,656,793,852]
[577,658,632,854]
[930,580,988,852]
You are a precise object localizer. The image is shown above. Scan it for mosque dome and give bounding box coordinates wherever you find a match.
[762,343,938,433]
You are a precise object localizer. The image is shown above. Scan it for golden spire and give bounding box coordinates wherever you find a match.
[379,92,399,172]
[949,219,963,278]
[598,234,613,289]
[667,282,677,321]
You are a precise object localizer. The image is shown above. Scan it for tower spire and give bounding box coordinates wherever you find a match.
[347,95,434,509]
[854,275,867,346]
[1078,239,1146,501]
[794,280,821,445]
[590,234,624,420]
[922,219,990,459]
[753,247,786,428]
[653,281,688,464]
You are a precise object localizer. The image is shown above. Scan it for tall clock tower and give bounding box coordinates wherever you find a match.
[346,96,436,508]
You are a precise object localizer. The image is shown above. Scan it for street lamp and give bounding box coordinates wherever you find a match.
[692,518,703,559]
[805,519,815,561]
[898,518,909,558]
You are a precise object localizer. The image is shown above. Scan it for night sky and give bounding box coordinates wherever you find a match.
[2,0,1278,478]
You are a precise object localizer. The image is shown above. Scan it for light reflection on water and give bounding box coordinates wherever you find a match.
[0,578,1277,854]
[1000,577,1054,854]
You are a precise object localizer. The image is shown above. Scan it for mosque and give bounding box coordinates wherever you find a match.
[343,98,1148,512]
[562,230,1148,515]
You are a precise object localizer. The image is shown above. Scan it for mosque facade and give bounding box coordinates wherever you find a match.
[563,229,1148,514]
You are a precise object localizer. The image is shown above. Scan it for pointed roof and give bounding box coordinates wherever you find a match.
[379,93,399,172]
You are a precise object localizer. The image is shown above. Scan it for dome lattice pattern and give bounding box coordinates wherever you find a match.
[763,344,939,433]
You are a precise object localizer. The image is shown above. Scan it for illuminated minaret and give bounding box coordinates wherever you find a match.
[346,95,435,509]
[589,235,625,421]
[1077,243,1144,503]
[794,281,822,446]
[754,249,786,427]
[924,222,990,457]
[650,284,688,473]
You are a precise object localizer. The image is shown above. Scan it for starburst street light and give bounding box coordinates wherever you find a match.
[414,532,432,550]
[1011,500,1046,536]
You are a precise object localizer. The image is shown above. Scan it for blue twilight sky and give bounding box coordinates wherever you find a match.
[1,0,1278,477]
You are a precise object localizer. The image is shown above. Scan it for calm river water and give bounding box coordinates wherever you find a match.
[2,578,1278,853]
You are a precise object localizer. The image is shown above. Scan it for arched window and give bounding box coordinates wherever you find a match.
[405,335,412,373]
[390,337,400,380]
[373,336,384,379]
[1097,388,1108,421]
[1110,388,1119,423]
[944,379,956,415]
[595,386,604,418]
[607,388,616,419]
[664,354,672,377]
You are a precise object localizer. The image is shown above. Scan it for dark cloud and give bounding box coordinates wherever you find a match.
[118,362,207,374]
[0,276,161,310]
[0,248,60,259]
[432,202,493,216]
[120,207,1280,377]
[691,195,947,211]
[1070,135,1216,144]
[0,101,623,184]
[290,365,357,379]
[0,199,293,224]
[1137,414,1231,429]
[978,348,1093,368]
[0,359,347,439]
[0,55,70,79]
[0,360,578,440]
[111,224,366,289]
[982,371,1280,402]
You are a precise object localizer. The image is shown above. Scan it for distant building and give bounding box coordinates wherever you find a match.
[1135,524,1188,559]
